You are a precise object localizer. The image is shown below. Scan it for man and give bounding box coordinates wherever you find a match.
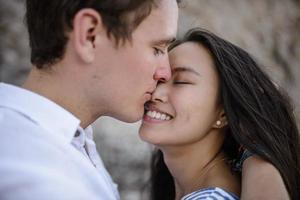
[0,1,178,199]
[0,0,289,199]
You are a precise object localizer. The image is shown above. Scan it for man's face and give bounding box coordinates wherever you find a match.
[91,0,178,122]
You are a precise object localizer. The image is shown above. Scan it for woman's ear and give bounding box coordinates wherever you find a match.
[71,8,104,63]
[213,109,228,129]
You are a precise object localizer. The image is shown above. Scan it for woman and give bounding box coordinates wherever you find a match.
[139,28,300,200]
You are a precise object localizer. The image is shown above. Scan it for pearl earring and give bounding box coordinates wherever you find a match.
[216,120,222,126]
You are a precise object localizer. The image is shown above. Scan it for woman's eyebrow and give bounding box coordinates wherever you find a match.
[172,66,201,76]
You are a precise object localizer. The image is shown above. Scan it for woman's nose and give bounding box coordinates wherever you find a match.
[151,82,169,103]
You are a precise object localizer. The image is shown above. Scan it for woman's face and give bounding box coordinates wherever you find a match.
[139,41,223,147]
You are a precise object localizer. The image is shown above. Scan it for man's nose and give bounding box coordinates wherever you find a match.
[153,62,171,83]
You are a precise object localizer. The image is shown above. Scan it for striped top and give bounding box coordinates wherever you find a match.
[181,187,239,200]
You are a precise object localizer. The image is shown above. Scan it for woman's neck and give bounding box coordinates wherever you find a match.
[161,133,226,200]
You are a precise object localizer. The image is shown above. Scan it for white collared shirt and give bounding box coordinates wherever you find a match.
[0,83,120,200]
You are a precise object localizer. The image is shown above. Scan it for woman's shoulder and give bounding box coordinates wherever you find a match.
[181,187,239,200]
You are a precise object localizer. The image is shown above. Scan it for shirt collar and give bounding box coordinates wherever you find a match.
[0,83,81,143]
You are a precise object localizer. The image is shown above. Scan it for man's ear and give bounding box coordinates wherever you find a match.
[212,109,228,129]
[72,8,104,63]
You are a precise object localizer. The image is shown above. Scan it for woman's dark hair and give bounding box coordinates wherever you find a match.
[150,28,300,200]
[25,0,180,69]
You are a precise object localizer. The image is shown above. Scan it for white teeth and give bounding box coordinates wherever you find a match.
[155,112,161,119]
[146,111,152,117]
[146,110,172,121]
[151,111,156,118]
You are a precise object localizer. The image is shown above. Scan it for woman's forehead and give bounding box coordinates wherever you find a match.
[169,42,213,70]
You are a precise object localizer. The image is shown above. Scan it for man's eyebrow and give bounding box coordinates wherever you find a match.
[152,37,176,47]
[172,66,201,76]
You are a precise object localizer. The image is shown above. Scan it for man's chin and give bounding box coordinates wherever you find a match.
[114,110,144,123]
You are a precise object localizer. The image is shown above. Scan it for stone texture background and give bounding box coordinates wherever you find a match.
[0,0,299,199]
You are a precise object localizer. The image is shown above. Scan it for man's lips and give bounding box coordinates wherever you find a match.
[146,85,157,95]
[144,92,152,101]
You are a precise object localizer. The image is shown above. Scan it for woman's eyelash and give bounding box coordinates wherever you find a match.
[173,81,190,84]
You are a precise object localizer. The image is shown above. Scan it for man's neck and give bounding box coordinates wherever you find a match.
[22,67,99,128]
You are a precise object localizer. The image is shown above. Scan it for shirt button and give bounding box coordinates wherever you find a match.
[74,130,81,137]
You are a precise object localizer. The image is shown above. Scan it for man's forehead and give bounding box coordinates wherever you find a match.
[132,0,178,45]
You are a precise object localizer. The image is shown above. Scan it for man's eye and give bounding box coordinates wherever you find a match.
[154,47,165,56]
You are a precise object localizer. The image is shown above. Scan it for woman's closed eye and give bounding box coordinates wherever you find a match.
[173,80,192,85]
[172,71,198,85]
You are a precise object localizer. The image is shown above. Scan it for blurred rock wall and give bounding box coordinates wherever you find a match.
[1,0,299,200]
[0,0,31,85]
